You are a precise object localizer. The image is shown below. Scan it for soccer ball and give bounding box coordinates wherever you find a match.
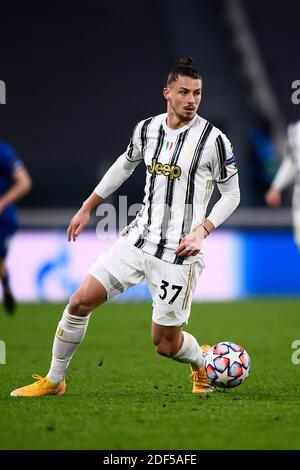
[205,341,251,388]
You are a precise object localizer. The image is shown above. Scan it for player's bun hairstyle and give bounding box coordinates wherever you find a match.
[166,57,202,86]
[179,57,193,66]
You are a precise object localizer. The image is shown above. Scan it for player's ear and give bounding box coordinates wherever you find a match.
[163,87,170,101]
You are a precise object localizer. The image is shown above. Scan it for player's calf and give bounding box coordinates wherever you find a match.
[69,274,107,316]
[152,322,182,358]
[155,340,180,357]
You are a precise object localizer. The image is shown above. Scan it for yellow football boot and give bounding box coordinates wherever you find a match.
[10,374,66,397]
[190,344,215,394]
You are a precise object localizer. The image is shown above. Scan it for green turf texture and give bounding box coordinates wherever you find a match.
[1,300,300,450]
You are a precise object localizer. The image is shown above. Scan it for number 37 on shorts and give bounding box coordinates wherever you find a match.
[150,260,203,326]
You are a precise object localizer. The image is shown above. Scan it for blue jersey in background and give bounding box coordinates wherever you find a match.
[0,140,23,257]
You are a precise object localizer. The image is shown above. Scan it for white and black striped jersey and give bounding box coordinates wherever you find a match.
[273,120,300,210]
[95,113,239,264]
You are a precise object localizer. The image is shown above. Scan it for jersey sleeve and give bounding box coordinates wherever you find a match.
[272,122,299,191]
[286,120,300,162]
[205,132,240,228]
[207,172,240,228]
[211,133,238,183]
[124,121,143,162]
[272,155,295,191]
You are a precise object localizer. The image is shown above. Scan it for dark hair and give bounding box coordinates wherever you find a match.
[166,57,202,86]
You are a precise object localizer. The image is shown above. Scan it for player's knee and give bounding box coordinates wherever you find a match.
[69,293,94,317]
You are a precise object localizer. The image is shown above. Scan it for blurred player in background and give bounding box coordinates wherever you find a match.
[265,120,300,249]
[0,140,32,313]
[11,57,240,397]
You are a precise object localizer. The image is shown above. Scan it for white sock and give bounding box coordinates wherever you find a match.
[47,306,91,385]
[172,331,205,370]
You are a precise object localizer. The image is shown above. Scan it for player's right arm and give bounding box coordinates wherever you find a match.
[0,167,32,214]
[265,123,297,208]
[265,156,295,208]
[67,192,103,241]
[67,121,143,241]
[0,141,32,214]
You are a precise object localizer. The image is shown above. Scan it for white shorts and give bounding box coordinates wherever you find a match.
[89,237,203,326]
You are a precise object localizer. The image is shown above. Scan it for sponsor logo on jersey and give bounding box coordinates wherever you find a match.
[147,158,181,180]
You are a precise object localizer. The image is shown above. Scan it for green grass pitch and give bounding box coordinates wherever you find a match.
[1,300,300,450]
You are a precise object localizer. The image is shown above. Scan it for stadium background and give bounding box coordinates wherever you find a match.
[1,0,300,452]
[1,0,299,302]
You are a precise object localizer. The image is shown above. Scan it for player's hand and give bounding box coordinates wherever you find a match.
[265,188,281,208]
[175,226,204,257]
[67,207,90,241]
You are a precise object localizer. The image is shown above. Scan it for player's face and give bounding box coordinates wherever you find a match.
[163,76,202,122]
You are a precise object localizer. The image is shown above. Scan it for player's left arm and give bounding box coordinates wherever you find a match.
[175,134,240,257]
[204,173,240,230]
[175,176,240,257]
[202,133,240,233]
[0,166,32,214]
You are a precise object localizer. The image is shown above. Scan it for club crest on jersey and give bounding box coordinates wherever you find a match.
[147,158,181,180]
[146,140,156,150]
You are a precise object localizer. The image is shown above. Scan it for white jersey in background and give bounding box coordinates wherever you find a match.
[95,113,240,264]
[272,120,300,245]
[272,120,300,210]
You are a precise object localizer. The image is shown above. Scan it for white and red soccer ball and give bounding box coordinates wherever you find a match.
[205,341,251,388]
